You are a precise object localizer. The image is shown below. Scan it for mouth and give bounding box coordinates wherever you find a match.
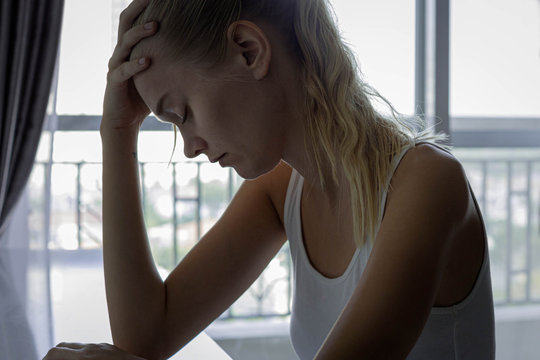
[210,153,226,163]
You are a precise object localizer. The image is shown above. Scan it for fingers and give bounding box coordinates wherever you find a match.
[107,0,157,86]
[108,21,157,71]
[107,57,151,85]
[43,346,78,359]
[54,342,85,349]
[43,343,117,359]
[118,0,150,42]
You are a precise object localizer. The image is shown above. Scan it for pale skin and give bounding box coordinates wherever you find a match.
[44,0,486,359]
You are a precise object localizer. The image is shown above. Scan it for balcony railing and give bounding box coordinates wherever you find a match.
[29,148,540,322]
[30,159,292,320]
[453,149,540,305]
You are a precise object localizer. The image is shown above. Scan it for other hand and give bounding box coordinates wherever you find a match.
[43,342,147,360]
[102,0,157,133]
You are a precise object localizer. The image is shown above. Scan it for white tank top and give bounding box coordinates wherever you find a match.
[284,142,496,359]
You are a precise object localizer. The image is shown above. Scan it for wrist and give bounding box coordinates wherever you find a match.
[100,121,139,141]
[100,125,140,158]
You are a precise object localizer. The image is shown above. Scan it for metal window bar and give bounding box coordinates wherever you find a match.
[415,0,451,143]
[458,157,540,306]
[482,161,488,224]
[526,162,533,302]
[172,163,179,265]
[33,154,540,324]
[140,163,147,211]
[36,159,294,318]
[76,162,82,249]
[507,161,513,303]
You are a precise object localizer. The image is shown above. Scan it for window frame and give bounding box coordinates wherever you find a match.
[39,1,540,333]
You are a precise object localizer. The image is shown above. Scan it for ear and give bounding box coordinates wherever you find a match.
[226,20,271,80]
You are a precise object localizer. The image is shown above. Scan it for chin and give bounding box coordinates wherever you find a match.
[234,159,280,180]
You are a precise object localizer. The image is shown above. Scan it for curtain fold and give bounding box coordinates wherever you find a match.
[0,0,64,238]
[0,1,64,359]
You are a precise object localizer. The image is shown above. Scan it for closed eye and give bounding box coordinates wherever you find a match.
[180,106,190,125]
[168,107,188,125]
[179,109,187,125]
[158,108,187,125]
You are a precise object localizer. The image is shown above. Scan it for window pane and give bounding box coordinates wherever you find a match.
[56,0,129,115]
[57,0,415,116]
[451,0,540,117]
[331,0,416,115]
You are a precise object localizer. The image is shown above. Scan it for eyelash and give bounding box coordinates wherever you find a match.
[179,108,188,125]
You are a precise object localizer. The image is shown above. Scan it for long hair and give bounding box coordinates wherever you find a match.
[132,0,448,248]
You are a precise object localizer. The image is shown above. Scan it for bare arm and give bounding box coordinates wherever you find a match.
[159,163,289,358]
[101,129,167,358]
[100,0,165,356]
[101,2,290,358]
[102,134,288,359]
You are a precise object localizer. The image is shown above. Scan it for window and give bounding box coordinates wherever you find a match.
[451,0,540,118]
[35,0,295,346]
[450,0,540,145]
[449,0,540,307]
[331,0,416,115]
[27,0,540,358]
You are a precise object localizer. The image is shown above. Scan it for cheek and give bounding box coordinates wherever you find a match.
[200,83,271,145]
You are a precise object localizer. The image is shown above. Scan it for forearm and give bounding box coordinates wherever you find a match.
[101,127,167,358]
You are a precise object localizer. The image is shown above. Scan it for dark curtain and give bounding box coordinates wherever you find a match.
[0,1,64,358]
[0,0,64,239]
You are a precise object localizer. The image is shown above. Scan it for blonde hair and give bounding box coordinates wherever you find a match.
[132,0,448,248]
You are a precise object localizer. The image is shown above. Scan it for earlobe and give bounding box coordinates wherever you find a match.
[227,21,271,80]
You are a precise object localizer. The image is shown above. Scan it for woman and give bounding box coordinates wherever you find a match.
[45,0,495,359]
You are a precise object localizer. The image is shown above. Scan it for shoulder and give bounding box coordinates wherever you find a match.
[397,142,460,175]
[393,142,467,190]
[386,142,470,227]
[317,145,474,358]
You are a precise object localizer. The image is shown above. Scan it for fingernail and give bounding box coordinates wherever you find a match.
[139,58,146,65]
[144,22,153,30]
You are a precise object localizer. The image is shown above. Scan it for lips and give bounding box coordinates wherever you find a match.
[210,153,226,163]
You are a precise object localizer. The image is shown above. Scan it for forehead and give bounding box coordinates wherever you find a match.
[130,38,178,94]
[133,63,175,109]
[132,50,198,112]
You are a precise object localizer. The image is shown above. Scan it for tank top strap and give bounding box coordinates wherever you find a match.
[283,167,304,250]
[378,143,418,222]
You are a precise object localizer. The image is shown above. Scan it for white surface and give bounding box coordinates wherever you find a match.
[206,318,290,340]
[170,332,232,360]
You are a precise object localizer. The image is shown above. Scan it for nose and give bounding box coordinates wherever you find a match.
[183,136,208,159]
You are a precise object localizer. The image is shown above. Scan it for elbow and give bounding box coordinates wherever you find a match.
[110,306,169,359]
[112,336,168,360]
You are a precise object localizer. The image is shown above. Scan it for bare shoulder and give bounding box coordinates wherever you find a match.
[393,142,466,184]
[387,142,471,225]
[400,142,459,171]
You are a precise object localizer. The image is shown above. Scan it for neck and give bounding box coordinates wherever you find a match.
[273,46,348,205]
[281,112,349,206]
